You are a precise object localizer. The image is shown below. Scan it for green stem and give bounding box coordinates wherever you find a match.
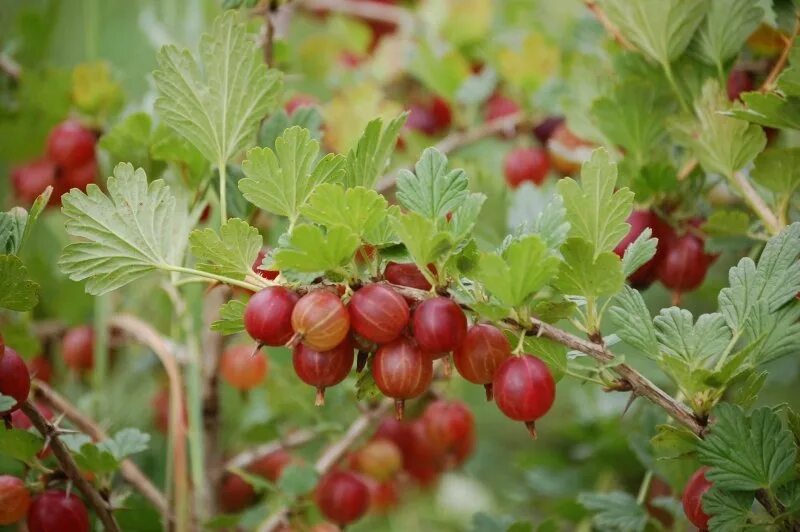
[662,61,690,113]
[563,368,605,386]
[218,162,227,225]
[636,470,654,505]
[713,330,742,372]
[163,265,262,292]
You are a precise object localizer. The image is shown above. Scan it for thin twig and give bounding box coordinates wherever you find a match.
[375,112,526,193]
[21,401,121,532]
[32,380,170,517]
[583,0,634,51]
[258,402,391,532]
[732,170,782,235]
[298,0,414,33]
[262,4,275,67]
[225,429,318,471]
[761,16,800,93]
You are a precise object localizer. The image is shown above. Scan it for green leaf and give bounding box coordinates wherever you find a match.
[702,210,751,238]
[273,224,359,273]
[578,491,648,532]
[554,238,624,299]
[355,365,381,400]
[100,428,150,461]
[744,301,800,364]
[778,43,800,97]
[150,124,209,183]
[653,308,732,362]
[693,0,763,69]
[258,107,323,151]
[153,11,282,165]
[591,81,671,166]
[19,188,52,251]
[523,337,567,381]
[0,208,28,255]
[651,424,701,460]
[409,42,470,99]
[473,235,560,309]
[301,185,388,241]
[670,81,766,177]
[0,427,44,463]
[557,149,634,258]
[718,222,800,335]
[752,148,800,196]
[59,163,192,295]
[0,395,15,411]
[599,0,707,66]
[703,487,754,532]
[620,228,657,278]
[728,91,800,130]
[277,464,319,497]
[391,211,454,271]
[344,114,406,189]
[448,193,487,243]
[211,299,246,335]
[99,112,156,172]
[609,286,658,357]
[698,404,796,491]
[73,442,119,475]
[396,148,469,220]
[189,219,262,281]
[239,127,345,223]
[529,194,570,251]
[0,255,39,311]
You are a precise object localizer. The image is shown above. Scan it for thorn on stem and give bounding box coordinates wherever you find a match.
[621,393,638,417]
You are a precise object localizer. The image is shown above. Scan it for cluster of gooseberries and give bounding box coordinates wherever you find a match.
[242,257,557,436]
[0,477,90,532]
[11,120,98,206]
[615,210,717,300]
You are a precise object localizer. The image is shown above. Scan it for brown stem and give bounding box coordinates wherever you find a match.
[761,16,800,93]
[32,380,169,517]
[583,0,634,51]
[20,401,121,532]
[375,112,526,193]
[224,429,318,471]
[260,401,391,531]
[298,0,413,32]
[262,4,274,67]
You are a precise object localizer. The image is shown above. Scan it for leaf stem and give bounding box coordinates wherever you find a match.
[662,61,690,114]
[163,264,262,292]
[729,171,782,235]
[635,469,653,505]
[219,162,228,224]
[713,330,742,372]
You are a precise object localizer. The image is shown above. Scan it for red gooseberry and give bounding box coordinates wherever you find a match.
[249,449,294,483]
[220,344,268,391]
[291,291,350,352]
[492,355,556,438]
[412,297,467,357]
[485,93,520,122]
[0,475,30,525]
[252,249,279,280]
[315,470,370,526]
[62,325,94,372]
[372,338,433,419]
[62,158,96,190]
[727,69,754,101]
[244,287,299,346]
[27,356,53,384]
[292,339,354,405]
[453,323,512,400]
[11,159,56,204]
[533,116,565,145]
[422,400,475,453]
[46,120,96,168]
[547,123,594,176]
[503,146,550,188]
[27,490,90,532]
[682,467,713,529]
[402,420,446,487]
[0,332,4,357]
[367,479,398,513]
[657,231,713,295]
[383,262,433,291]
[614,210,673,290]
[0,348,31,414]
[218,473,256,513]
[348,284,410,344]
[351,438,403,482]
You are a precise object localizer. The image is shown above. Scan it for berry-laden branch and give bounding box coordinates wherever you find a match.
[225,428,318,471]
[379,282,707,437]
[32,380,170,518]
[375,112,526,193]
[259,401,392,532]
[19,401,122,532]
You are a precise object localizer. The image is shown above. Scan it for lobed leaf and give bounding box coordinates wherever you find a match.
[211,299,246,335]
[344,114,407,189]
[693,0,763,69]
[395,148,469,220]
[553,238,624,299]
[0,255,39,311]
[189,218,262,281]
[609,286,659,357]
[301,184,388,241]
[273,224,359,273]
[653,308,732,363]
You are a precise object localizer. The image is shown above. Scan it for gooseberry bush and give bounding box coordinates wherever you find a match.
[1,1,800,531]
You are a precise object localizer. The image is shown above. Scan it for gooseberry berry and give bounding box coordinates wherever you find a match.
[291,291,350,351]
[292,339,354,405]
[656,231,713,294]
[485,93,520,122]
[249,449,294,482]
[682,467,713,530]
[727,69,754,101]
[453,323,511,400]
[0,475,30,525]
[11,159,56,204]
[383,262,433,291]
[492,355,556,437]
[252,249,278,280]
[244,287,299,346]
[503,147,550,188]
[218,474,256,513]
[422,400,475,453]
[62,326,94,371]
[348,284,410,344]
[351,438,403,482]
[27,356,52,384]
[46,120,96,168]
[315,470,370,526]
[220,344,268,391]
[614,210,673,290]
[62,158,96,190]
[367,480,398,513]
[0,348,31,414]
[372,338,433,418]
[27,490,90,532]
[412,297,467,356]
